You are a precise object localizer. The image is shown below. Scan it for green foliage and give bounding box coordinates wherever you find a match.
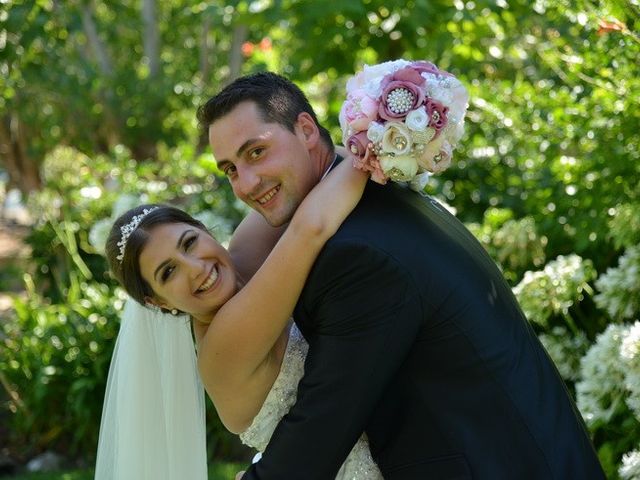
[2,0,639,475]
[608,203,640,250]
[513,254,597,329]
[467,208,546,282]
[0,146,244,462]
[1,275,117,457]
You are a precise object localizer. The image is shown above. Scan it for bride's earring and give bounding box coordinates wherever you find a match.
[171,309,178,315]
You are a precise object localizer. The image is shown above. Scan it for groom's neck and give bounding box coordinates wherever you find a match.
[310,142,336,185]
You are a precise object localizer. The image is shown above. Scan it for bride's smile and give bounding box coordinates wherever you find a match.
[138,222,237,321]
[195,265,219,294]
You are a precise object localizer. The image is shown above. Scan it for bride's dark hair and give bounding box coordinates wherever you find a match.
[105,204,209,307]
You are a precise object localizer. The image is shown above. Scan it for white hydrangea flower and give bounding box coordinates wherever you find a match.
[621,321,640,420]
[620,449,640,480]
[595,245,640,320]
[622,322,640,361]
[576,323,629,427]
[513,254,595,326]
[88,218,114,255]
[538,326,589,382]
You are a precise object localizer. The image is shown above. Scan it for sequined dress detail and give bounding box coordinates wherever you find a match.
[239,324,383,479]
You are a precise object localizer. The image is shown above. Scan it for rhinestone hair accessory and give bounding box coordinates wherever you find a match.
[116,207,159,263]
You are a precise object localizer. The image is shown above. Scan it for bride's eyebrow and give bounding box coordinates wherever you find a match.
[152,229,194,282]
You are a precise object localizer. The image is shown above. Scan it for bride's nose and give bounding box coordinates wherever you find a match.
[183,255,207,281]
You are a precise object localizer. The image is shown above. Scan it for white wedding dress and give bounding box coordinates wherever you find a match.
[239,324,383,479]
[95,303,381,479]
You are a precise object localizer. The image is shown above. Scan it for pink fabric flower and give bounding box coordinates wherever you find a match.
[352,153,387,184]
[378,67,426,121]
[341,89,379,132]
[346,131,370,158]
[413,60,454,78]
[412,61,441,76]
[425,99,449,132]
[379,82,425,121]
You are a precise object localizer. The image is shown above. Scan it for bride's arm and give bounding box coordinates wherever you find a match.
[198,159,367,431]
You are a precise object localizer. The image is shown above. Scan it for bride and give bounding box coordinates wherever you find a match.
[94,156,383,479]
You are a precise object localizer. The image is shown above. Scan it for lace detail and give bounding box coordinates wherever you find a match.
[239,324,383,479]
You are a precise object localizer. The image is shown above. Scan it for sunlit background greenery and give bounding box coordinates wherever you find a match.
[1,0,639,478]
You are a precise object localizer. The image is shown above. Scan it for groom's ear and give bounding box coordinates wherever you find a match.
[295,112,320,148]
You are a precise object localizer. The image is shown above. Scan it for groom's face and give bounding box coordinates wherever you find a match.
[208,101,319,227]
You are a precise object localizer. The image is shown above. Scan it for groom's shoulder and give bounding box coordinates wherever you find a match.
[338,182,447,236]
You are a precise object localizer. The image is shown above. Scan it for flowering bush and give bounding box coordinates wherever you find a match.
[339,59,469,187]
[620,450,640,480]
[621,322,640,421]
[512,254,596,328]
[468,212,546,282]
[577,324,630,427]
[595,245,640,320]
[608,203,640,250]
[538,326,589,382]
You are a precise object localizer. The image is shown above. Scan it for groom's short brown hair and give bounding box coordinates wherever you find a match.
[197,72,333,148]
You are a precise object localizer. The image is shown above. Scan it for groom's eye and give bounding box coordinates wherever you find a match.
[249,147,264,160]
[223,165,237,177]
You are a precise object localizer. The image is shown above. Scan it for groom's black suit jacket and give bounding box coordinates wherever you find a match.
[243,177,605,479]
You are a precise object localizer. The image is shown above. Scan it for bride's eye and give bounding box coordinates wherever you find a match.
[184,234,198,250]
[161,265,174,282]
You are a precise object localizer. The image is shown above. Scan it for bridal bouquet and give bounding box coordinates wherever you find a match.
[339,59,469,189]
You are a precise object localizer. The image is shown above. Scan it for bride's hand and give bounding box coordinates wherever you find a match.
[235,471,245,480]
[335,145,350,159]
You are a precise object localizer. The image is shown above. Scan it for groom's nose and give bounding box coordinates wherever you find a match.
[233,165,261,199]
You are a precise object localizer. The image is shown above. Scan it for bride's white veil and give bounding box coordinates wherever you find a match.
[95,299,208,479]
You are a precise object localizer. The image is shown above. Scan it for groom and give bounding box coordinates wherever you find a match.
[199,72,604,479]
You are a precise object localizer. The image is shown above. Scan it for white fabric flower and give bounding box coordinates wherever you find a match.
[409,171,431,193]
[381,122,412,156]
[379,154,419,182]
[405,106,429,131]
[366,122,385,143]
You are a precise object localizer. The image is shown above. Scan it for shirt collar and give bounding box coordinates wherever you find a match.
[320,153,339,181]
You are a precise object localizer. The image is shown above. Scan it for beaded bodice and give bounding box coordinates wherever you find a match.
[239,324,382,479]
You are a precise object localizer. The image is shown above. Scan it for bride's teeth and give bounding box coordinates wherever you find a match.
[197,268,218,293]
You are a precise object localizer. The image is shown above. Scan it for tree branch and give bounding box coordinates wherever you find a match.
[80,0,113,77]
[142,0,161,77]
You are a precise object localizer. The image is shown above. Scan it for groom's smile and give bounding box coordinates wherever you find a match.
[255,185,281,206]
